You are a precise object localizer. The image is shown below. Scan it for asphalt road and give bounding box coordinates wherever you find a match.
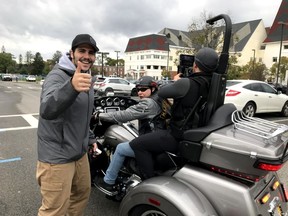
[0,81,119,216]
[0,81,288,216]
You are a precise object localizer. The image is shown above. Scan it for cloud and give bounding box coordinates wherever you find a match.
[0,0,282,61]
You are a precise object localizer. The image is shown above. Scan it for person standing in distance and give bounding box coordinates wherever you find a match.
[36,34,99,216]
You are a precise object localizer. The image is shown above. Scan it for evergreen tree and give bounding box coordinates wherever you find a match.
[31,52,45,75]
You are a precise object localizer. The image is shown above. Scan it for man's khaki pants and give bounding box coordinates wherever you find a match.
[36,154,91,216]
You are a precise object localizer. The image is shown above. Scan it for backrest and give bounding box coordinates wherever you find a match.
[183,103,236,142]
[201,72,227,126]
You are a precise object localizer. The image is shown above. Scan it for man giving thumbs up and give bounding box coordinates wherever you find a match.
[37,34,99,216]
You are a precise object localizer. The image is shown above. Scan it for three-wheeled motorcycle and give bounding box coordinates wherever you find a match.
[119,14,288,216]
[91,14,288,216]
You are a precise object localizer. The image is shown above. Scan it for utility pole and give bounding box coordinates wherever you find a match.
[165,41,170,79]
[115,51,120,77]
[276,22,288,87]
[252,49,255,78]
[98,52,109,77]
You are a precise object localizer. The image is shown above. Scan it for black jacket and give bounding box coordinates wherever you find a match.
[158,72,212,138]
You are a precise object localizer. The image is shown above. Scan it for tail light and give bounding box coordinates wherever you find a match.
[256,162,283,171]
[226,89,241,96]
[99,83,106,87]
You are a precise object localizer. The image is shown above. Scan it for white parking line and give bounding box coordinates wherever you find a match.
[0,113,39,118]
[0,113,39,132]
[22,114,39,127]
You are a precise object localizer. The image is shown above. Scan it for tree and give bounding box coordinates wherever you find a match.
[270,56,288,83]
[161,69,172,80]
[241,60,267,81]
[106,57,117,66]
[227,55,242,80]
[0,52,16,73]
[52,50,62,64]
[25,51,34,65]
[1,45,6,53]
[187,10,226,51]
[31,52,45,75]
[186,10,241,78]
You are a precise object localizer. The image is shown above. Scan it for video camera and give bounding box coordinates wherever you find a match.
[177,54,194,77]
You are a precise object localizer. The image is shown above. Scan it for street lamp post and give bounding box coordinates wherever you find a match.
[276,22,288,88]
[252,49,255,76]
[115,51,120,77]
[98,52,109,77]
[166,42,170,78]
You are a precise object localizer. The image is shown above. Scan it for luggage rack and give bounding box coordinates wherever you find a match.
[231,110,288,139]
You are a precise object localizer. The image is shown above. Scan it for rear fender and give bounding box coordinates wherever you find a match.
[119,176,217,216]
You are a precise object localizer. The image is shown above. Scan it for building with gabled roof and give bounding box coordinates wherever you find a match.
[124,0,288,83]
[262,0,288,84]
[124,19,267,81]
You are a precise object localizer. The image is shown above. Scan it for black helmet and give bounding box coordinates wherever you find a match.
[194,47,219,73]
[135,76,158,89]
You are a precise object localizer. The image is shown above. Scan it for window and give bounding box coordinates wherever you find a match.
[141,55,144,60]
[118,79,129,85]
[284,45,288,49]
[154,55,160,59]
[109,79,120,84]
[272,57,277,62]
[261,83,276,94]
[153,65,159,69]
[244,83,262,92]
[260,45,266,50]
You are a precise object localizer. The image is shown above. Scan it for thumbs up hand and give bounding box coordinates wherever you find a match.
[71,61,92,92]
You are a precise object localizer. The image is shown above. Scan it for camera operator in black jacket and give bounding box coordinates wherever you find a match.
[130,47,219,179]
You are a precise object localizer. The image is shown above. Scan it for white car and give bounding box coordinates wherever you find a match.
[94,77,137,96]
[93,76,107,91]
[26,75,36,82]
[224,80,288,117]
[2,74,13,81]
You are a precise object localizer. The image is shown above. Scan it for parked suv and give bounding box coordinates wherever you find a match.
[2,74,13,81]
[94,77,137,96]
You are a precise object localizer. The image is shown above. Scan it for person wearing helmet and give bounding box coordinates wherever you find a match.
[130,47,219,180]
[95,76,169,193]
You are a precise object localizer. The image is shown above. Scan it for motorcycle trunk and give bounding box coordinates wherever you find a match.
[179,111,288,215]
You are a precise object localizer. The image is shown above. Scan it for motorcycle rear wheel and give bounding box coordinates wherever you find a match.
[129,204,166,216]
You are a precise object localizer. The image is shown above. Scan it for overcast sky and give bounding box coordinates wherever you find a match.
[0,0,283,61]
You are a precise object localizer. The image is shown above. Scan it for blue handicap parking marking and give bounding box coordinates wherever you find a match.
[0,157,22,163]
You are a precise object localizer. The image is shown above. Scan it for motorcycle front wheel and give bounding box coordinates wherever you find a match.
[128,204,167,216]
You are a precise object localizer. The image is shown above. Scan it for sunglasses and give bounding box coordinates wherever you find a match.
[137,87,149,92]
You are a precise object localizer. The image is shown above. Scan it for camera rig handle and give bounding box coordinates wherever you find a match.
[201,14,232,125]
[206,14,232,75]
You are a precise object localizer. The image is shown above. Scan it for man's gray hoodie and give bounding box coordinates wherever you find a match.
[37,54,96,164]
